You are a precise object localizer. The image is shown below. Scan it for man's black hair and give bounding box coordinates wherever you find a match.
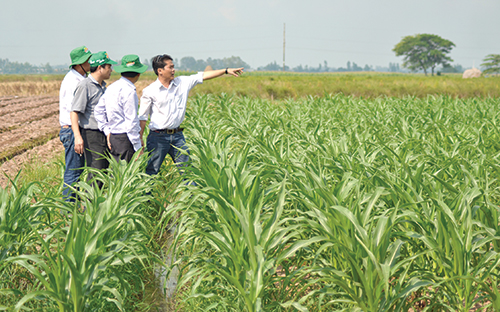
[152,54,173,76]
[121,71,140,78]
[90,64,110,73]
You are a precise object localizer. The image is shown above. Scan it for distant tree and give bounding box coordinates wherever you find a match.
[388,62,400,72]
[41,63,54,73]
[177,56,250,71]
[293,64,305,72]
[481,54,500,75]
[352,62,362,71]
[393,34,455,76]
[0,59,36,74]
[440,63,463,73]
[258,61,289,71]
[180,56,198,71]
[347,61,351,71]
[206,57,224,69]
[220,56,250,69]
[363,64,373,71]
[142,58,151,70]
[196,59,208,70]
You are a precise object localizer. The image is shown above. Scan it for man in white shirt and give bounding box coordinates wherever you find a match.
[95,54,148,163]
[138,54,243,176]
[59,45,91,202]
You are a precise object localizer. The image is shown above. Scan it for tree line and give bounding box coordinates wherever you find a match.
[0,59,66,74]
[1,38,499,75]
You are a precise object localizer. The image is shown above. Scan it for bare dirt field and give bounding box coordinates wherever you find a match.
[0,96,63,188]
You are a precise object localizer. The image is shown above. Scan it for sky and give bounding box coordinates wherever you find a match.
[1,0,499,70]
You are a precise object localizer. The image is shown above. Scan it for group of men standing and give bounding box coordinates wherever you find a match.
[59,46,243,201]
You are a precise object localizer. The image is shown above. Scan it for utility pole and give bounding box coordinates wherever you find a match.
[283,23,286,71]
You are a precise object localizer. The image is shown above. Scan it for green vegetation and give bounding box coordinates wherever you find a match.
[1,72,500,99]
[393,34,455,76]
[189,73,500,99]
[0,74,65,82]
[481,54,500,75]
[0,155,177,311]
[2,90,500,310]
[159,94,500,311]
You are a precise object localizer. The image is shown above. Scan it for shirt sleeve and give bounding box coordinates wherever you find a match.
[138,88,153,121]
[71,82,88,113]
[94,95,109,135]
[123,91,142,151]
[187,72,204,92]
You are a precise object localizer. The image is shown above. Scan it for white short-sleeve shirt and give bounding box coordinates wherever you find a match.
[138,72,203,130]
[59,69,86,126]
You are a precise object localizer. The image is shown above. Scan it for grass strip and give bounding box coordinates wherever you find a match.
[2,73,500,99]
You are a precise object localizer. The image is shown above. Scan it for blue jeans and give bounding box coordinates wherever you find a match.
[59,127,85,202]
[145,131,191,176]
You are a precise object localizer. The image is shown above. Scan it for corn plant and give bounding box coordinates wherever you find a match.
[168,134,313,312]
[2,154,160,311]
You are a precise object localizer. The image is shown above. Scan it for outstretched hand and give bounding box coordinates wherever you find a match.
[228,67,244,77]
[203,67,245,80]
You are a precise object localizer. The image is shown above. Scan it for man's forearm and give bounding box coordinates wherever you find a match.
[202,69,226,80]
[140,120,147,137]
[203,67,244,80]
[70,112,80,137]
[139,120,147,146]
[71,111,85,155]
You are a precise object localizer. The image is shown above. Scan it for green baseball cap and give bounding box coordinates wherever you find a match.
[88,51,118,67]
[69,46,92,68]
[114,54,148,74]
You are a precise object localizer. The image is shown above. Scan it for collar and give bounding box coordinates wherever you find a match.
[155,78,178,90]
[89,74,106,88]
[119,76,136,90]
[69,68,86,79]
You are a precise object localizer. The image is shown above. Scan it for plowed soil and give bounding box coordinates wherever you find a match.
[0,96,63,188]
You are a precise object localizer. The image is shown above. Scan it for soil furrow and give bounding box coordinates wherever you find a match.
[0,95,56,107]
[0,137,64,189]
[0,103,59,133]
[0,114,59,156]
[0,97,58,114]
[0,129,60,164]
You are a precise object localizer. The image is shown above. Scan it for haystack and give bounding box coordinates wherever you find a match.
[204,65,213,71]
[462,68,482,78]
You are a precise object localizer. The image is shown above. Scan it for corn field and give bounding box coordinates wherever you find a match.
[2,94,500,311]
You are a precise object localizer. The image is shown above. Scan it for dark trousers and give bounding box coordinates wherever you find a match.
[81,128,109,188]
[109,133,135,163]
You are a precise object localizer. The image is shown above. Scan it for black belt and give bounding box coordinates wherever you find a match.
[153,127,184,134]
